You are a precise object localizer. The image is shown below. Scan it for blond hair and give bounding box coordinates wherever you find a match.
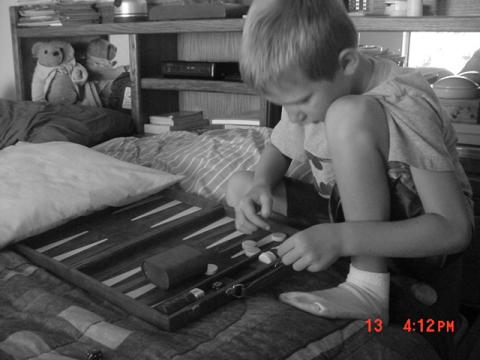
[240,0,357,92]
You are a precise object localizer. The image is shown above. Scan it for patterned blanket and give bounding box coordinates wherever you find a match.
[0,250,440,360]
[0,129,447,359]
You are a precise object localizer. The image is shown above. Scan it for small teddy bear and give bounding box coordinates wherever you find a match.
[31,40,89,105]
[85,38,128,106]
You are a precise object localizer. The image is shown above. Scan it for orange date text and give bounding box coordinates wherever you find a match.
[402,318,455,333]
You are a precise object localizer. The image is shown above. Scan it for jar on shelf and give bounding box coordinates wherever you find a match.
[385,0,407,16]
[407,0,423,16]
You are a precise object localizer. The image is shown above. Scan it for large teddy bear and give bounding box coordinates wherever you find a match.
[85,38,128,107]
[31,40,89,105]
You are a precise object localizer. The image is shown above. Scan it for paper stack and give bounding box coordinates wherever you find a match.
[55,0,101,26]
[17,3,62,27]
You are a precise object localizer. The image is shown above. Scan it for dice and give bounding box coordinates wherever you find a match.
[86,349,103,360]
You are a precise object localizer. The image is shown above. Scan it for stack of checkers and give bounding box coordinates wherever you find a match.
[241,232,287,264]
[205,263,218,276]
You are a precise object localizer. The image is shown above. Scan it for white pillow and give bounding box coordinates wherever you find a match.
[0,141,183,248]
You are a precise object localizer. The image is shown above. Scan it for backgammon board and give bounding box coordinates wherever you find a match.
[14,189,297,331]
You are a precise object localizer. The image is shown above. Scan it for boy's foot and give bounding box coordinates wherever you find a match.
[279,265,389,323]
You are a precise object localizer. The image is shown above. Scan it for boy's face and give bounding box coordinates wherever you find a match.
[265,67,347,125]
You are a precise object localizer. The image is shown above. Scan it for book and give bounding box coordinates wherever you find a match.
[210,109,262,127]
[144,123,170,134]
[144,119,210,134]
[210,118,261,126]
[171,119,209,130]
[149,111,204,126]
[17,18,62,26]
[223,124,260,129]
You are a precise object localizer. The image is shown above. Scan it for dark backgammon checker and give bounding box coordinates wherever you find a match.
[15,189,296,331]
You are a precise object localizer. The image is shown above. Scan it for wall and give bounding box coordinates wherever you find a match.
[109,35,130,66]
[358,32,403,56]
[1,0,19,100]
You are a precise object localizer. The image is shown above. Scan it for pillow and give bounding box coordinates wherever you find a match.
[94,128,313,201]
[0,99,135,150]
[0,141,183,248]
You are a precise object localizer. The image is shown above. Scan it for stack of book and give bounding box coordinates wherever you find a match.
[55,0,101,26]
[17,3,62,27]
[209,110,262,129]
[145,111,209,134]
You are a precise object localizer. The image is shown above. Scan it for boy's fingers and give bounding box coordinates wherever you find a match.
[243,199,270,230]
[280,247,301,266]
[292,257,311,272]
[258,193,272,218]
[234,207,257,234]
[276,236,294,257]
[307,263,324,272]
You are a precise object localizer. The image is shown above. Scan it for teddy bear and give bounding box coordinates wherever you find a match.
[85,38,129,106]
[31,40,89,105]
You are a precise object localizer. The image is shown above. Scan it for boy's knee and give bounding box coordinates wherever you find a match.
[226,170,254,207]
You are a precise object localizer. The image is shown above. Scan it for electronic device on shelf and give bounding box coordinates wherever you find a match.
[161,61,241,81]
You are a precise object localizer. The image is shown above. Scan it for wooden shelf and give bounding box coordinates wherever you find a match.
[14,16,480,38]
[141,78,256,95]
[15,18,244,37]
[11,3,480,133]
[352,15,480,32]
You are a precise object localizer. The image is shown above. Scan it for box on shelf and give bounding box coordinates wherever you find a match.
[452,122,480,146]
[441,98,479,124]
[149,2,249,20]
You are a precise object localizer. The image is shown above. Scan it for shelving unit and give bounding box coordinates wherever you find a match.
[9,6,480,133]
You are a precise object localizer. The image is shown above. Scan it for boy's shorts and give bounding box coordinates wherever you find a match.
[284,177,330,227]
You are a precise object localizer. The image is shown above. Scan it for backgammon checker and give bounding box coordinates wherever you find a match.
[15,189,297,331]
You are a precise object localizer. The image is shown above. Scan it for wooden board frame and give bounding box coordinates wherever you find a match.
[14,189,296,331]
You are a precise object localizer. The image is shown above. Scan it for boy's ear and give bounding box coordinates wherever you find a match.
[338,48,360,76]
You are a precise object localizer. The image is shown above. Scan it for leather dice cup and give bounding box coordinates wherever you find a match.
[142,244,209,289]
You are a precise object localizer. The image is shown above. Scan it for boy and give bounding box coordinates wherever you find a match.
[226,0,473,328]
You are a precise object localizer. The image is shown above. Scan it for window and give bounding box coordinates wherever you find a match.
[407,32,480,73]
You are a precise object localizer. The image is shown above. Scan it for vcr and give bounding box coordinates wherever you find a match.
[161,61,241,81]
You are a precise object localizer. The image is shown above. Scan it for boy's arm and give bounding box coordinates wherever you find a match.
[278,95,472,271]
[253,143,292,189]
[329,95,472,259]
[340,169,472,258]
[234,143,291,233]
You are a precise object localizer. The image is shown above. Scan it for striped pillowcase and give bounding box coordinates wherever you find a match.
[94,128,313,201]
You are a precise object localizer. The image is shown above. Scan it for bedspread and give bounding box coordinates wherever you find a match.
[0,250,440,360]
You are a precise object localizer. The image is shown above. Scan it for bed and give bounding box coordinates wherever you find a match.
[0,98,477,360]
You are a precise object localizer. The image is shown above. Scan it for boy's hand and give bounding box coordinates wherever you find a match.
[234,184,272,234]
[276,224,341,272]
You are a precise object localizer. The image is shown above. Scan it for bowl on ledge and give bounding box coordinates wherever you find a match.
[458,71,480,86]
[432,75,480,99]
